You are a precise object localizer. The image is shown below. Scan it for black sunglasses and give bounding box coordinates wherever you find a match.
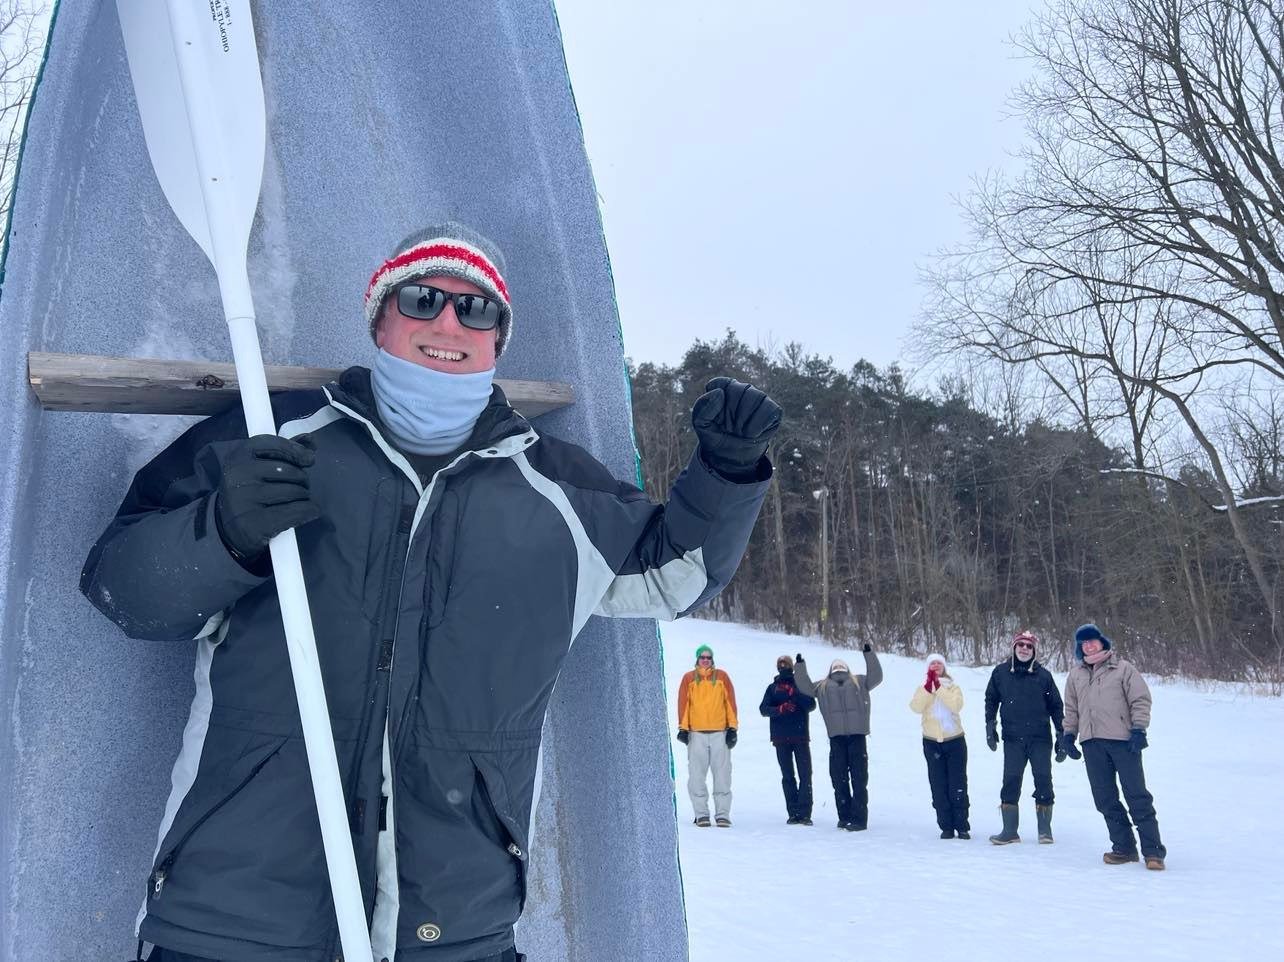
[1014,641,1035,649]
[395,283,503,331]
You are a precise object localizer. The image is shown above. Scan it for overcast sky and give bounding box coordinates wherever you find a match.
[554,0,1042,372]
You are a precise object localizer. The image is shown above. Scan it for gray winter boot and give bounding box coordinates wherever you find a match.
[989,804,1021,845]
[1036,804,1054,844]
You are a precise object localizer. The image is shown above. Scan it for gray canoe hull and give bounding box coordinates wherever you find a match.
[0,2,686,959]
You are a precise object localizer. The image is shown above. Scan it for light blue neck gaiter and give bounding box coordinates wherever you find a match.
[370,349,495,455]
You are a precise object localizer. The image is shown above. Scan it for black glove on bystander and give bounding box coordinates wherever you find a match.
[692,377,781,482]
[214,435,321,569]
[1058,731,1082,761]
[985,720,999,752]
[725,728,738,749]
[676,729,690,745]
[1128,728,1148,753]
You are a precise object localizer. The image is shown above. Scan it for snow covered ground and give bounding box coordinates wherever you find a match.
[660,619,1283,962]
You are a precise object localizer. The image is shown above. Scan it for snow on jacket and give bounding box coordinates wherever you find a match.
[757,670,816,744]
[1062,650,1152,742]
[79,369,770,962]
[793,650,882,737]
[983,653,1065,742]
[910,679,965,742]
[678,667,739,731]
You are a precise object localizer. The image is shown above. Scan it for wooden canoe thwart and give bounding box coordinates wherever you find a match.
[27,351,575,417]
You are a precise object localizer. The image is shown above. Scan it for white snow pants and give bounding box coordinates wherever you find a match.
[687,731,732,819]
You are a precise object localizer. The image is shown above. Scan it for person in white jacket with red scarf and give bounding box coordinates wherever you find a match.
[910,653,970,838]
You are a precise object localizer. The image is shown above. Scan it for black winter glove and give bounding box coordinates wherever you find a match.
[1059,732,1082,761]
[677,729,690,745]
[1055,735,1068,763]
[725,728,738,749]
[1128,728,1148,753]
[795,652,805,664]
[862,643,872,653]
[985,720,999,752]
[692,377,781,481]
[214,434,321,568]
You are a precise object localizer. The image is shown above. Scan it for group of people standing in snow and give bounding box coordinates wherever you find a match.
[676,623,1168,870]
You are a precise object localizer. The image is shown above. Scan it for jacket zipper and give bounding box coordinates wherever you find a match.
[344,498,415,818]
[148,745,283,899]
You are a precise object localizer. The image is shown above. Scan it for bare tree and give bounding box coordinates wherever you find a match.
[1,1,48,243]
[921,0,1284,642]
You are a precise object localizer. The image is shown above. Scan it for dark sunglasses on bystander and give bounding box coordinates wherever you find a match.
[395,283,503,331]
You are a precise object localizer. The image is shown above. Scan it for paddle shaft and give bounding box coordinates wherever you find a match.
[128,4,374,957]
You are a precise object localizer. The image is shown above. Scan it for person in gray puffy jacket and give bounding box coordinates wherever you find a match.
[1062,623,1167,871]
[793,645,882,830]
[81,224,780,962]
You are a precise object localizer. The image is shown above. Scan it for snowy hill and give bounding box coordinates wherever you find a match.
[660,619,1282,962]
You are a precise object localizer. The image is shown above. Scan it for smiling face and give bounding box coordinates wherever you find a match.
[375,275,499,374]
[1080,638,1104,657]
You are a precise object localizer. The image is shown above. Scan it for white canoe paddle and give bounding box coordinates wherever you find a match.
[114,3,371,958]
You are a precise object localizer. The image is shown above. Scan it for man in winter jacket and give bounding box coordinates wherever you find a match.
[80,223,779,962]
[793,645,882,831]
[983,630,1065,845]
[1062,623,1167,870]
[676,645,740,827]
[758,654,817,825]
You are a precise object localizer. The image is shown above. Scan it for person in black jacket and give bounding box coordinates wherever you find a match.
[984,630,1065,845]
[758,655,817,825]
[80,223,780,962]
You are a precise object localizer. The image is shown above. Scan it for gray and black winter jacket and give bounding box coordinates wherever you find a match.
[80,368,770,962]
[793,650,883,737]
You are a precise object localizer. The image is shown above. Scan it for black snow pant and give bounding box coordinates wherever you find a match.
[923,736,970,832]
[147,946,526,961]
[829,733,869,827]
[1000,736,1054,805]
[774,741,814,819]
[1082,737,1166,859]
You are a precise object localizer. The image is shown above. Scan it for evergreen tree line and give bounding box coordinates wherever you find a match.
[629,333,1283,683]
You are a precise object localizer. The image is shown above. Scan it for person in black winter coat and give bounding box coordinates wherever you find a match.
[79,224,780,962]
[758,655,817,825]
[984,630,1065,845]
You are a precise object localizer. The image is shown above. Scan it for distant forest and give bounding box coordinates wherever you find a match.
[628,333,1282,683]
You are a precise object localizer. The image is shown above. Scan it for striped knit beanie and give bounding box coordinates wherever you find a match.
[364,222,514,357]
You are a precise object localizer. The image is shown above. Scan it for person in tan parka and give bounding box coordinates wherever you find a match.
[909,653,970,838]
[1062,623,1167,870]
[676,644,739,827]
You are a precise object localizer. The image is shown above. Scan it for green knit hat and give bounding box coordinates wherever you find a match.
[694,645,714,666]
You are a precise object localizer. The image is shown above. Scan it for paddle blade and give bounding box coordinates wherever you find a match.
[116,0,266,268]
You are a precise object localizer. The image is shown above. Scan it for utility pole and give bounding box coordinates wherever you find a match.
[813,487,829,636]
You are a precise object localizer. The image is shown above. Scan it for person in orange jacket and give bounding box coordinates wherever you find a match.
[676,644,739,827]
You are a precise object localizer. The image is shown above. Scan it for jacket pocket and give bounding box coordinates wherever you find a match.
[471,753,531,914]
[146,730,335,949]
[395,738,533,950]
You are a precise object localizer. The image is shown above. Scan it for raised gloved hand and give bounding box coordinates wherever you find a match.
[862,643,873,653]
[214,434,321,568]
[1128,728,1148,753]
[676,729,690,745]
[985,720,999,752]
[725,728,738,749]
[924,669,941,693]
[779,700,797,715]
[795,652,805,665]
[692,377,781,481]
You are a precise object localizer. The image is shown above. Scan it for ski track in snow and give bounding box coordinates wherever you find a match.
[662,619,1282,962]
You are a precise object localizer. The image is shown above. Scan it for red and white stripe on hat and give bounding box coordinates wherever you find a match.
[364,237,513,353]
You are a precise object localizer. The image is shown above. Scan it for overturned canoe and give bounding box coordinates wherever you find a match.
[0,3,686,960]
